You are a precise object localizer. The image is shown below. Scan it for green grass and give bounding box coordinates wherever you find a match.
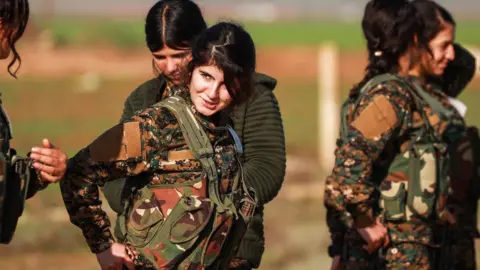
[459,88,480,127]
[0,76,322,156]
[243,21,364,49]
[2,76,479,157]
[0,76,140,156]
[32,18,480,50]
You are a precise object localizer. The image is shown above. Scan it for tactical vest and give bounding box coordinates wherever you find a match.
[121,96,256,269]
[340,74,460,224]
[0,102,32,244]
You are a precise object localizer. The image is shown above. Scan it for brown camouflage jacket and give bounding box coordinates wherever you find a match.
[62,89,238,254]
[325,75,464,256]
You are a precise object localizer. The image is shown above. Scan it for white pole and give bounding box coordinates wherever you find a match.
[318,42,340,172]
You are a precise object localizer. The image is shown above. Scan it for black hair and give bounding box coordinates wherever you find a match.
[412,0,455,51]
[145,0,207,52]
[411,0,456,60]
[349,0,421,98]
[184,22,256,106]
[0,0,29,78]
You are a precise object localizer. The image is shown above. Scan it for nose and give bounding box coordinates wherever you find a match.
[446,44,455,61]
[166,58,177,74]
[205,83,220,100]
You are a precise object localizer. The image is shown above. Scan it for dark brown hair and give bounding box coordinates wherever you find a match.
[0,0,29,77]
[183,22,256,106]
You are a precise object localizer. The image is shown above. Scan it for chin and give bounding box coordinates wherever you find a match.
[435,69,445,76]
[165,75,181,85]
[196,106,216,117]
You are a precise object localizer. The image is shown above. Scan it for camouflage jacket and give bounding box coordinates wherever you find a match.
[102,73,285,267]
[325,75,464,256]
[62,89,238,254]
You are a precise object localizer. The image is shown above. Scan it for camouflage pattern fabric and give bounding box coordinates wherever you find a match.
[325,75,463,269]
[62,88,241,268]
[384,243,431,270]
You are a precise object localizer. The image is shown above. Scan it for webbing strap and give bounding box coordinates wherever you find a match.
[409,81,454,119]
[155,96,224,210]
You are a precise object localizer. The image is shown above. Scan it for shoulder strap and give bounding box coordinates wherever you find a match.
[408,81,454,118]
[154,96,224,209]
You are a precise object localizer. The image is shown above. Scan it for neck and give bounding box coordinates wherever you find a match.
[397,51,425,78]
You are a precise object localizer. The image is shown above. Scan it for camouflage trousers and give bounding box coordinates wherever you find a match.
[341,229,382,270]
[132,250,249,270]
[340,235,474,270]
[341,221,435,270]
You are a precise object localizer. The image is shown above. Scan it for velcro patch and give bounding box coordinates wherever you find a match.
[89,122,143,162]
[168,150,195,161]
[351,95,398,140]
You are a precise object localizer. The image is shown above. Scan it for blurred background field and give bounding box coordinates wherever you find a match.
[0,1,479,269]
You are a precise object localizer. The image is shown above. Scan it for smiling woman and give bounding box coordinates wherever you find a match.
[0,0,69,245]
[189,65,234,116]
[184,22,256,116]
[413,0,456,77]
[62,21,259,270]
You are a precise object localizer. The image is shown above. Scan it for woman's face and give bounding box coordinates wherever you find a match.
[420,22,456,77]
[152,45,191,84]
[189,64,233,117]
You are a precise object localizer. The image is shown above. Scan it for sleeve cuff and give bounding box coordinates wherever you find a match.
[89,235,115,254]
[26,168,50,199]
[328,245,343,258]
[352,208,375,228]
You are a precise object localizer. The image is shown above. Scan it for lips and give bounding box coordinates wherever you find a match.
[202,99,217,110]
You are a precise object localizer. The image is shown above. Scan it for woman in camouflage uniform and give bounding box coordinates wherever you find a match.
[0,0,68,244]
[62,22,257,270]
[325,0,461,269]
[413,1,480,269]
[100,1,286,269]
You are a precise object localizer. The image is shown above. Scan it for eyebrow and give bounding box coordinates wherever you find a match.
[152,51,189,58]
[172,52,190,57]
[199,69,212,77]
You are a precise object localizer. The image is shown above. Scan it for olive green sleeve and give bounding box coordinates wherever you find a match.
[241,87,286,205]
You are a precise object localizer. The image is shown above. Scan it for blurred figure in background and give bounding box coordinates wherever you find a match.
[325,0,464,269]
[413,1,480,269]
[0,0,67,245]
